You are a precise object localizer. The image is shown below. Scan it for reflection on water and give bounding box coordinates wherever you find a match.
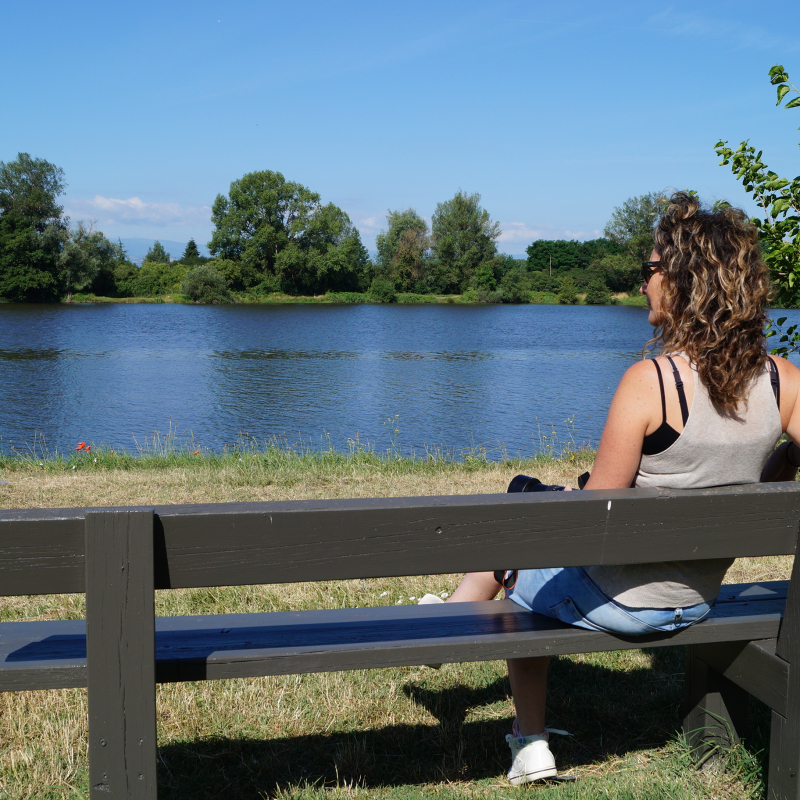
[2,303,797,457]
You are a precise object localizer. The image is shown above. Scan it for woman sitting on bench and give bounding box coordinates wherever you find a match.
[439,192,800,784]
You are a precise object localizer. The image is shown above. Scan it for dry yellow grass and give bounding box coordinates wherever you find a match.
[0,456,587,508]
[0,456,787,799]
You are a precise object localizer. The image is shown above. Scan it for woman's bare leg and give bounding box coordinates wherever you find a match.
[446,571,502,602]
[445,573,548,735]
[508,656,550,735]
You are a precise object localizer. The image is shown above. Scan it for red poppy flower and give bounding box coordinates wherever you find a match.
[193,450,200,455]
[76,442,86,451]
[85,446,91,452]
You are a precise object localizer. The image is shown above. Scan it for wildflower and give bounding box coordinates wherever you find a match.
[409,596,416,601]
[71,465,76,470]
[379,591,388,597]
[440,592,449,598]
[84,446,91,452]
[76,442,86,451]
[93,458,97,463]
[193,450,200,455]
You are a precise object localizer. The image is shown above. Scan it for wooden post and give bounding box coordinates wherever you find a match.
[85,509,157,798]
[683,644,749,764]
[772,546,800,800]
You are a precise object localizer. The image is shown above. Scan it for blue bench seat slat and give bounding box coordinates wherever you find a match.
[0,581,787,692]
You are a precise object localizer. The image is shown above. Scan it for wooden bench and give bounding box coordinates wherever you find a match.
[2,482,800,798]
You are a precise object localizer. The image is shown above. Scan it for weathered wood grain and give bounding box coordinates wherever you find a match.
[1,483,799,594]
[85,510,156,799]
[684,646,750,763]
[692,639,788,716]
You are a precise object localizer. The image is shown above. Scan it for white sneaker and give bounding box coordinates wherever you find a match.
[506,732,557,784]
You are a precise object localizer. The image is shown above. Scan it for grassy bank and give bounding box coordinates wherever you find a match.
[0,448,780,799]
[68,291,649,307]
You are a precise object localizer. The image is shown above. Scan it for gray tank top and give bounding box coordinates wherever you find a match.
[585,357,782,609]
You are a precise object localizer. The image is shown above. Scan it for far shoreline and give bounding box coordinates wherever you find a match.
[35,291,650,308]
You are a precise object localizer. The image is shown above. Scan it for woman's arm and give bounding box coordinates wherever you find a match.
[763,355,800,482]
[583,360,662,491]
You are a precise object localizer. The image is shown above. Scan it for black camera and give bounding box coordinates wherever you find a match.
[506,472,590,493]
[506,475,564,493]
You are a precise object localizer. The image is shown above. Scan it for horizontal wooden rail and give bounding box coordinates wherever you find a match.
[1,483,799,596]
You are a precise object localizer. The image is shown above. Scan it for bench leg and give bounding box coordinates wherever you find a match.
[85,509,157,798]
[683,644,749,765]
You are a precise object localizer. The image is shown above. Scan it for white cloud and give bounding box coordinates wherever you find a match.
[355,215,381,233]
[499,222,602,244]
[643,9,796,52]
[63,195,212,228]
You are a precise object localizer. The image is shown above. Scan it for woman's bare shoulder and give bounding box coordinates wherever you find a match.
[771,353,800,383]
[620,358,660,387]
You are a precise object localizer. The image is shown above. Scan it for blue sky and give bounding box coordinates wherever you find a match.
[2,1,799,253]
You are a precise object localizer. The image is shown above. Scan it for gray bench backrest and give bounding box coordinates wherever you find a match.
[2,483,799,596]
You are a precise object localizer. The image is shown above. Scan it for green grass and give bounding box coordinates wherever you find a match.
[0,635,768,799]
[0,440,773,799]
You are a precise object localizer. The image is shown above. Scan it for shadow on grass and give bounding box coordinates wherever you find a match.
[154,646,767,800]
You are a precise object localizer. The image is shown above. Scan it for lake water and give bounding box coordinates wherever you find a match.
[2,303,798,458]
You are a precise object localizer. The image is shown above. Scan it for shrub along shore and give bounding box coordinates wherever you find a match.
[0,446,782,798]
[64,290,649,307]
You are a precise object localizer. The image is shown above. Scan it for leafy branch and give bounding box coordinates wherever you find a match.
[715,65,800,356]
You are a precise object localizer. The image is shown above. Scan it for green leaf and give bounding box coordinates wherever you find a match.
[778,316,788,325]
[785,97,800,109]
[770,65,789,84]
[778,84,791,104]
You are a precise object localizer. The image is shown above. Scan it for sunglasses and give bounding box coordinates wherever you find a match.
[641,261,662,284]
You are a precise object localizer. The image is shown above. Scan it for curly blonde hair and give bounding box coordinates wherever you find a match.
[649,192,771,414]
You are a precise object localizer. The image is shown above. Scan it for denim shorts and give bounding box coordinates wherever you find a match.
[506,566,712,636]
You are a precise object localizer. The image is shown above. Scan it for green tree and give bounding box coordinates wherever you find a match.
[375,209,430,291]
[210,258,261,292]
[716,64,800,316]
[58,221,118,301]
[603,192,664,263]
[557,275,578,304]
[499,267,532,303]
[525,238,625,275]
[526,239,580,273]
[369,276,397,303]
[209,170,369,295]
[143,241,171,265]
[584,278,613,305]
[0,153,66,302]
[587,253,640,292]
[180,264,232,304]
[0,152,65,229]
[179,239,206,266]
[430,191,500,293]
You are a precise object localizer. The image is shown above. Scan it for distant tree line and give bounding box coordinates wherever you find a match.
[0,152,660,304]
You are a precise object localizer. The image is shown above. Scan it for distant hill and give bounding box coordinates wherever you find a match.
[119,238,210,265]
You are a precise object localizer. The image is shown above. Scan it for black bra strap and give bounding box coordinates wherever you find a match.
[768,357,781,409]
[652,359,667,425]
[666,356,690,426]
